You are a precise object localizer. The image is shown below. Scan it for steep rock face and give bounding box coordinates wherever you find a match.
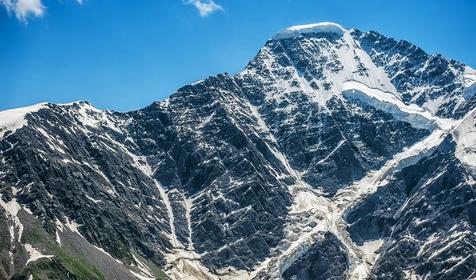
[0,103,172,278]
[282,232,349,280]
[1,22,475,280]
[127,75,293,271]
[346,112,476,279]
[352,29,476,119]
[239,29,429,195]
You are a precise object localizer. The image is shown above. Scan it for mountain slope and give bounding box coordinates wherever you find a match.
[346,109,476,279]
[1,22,475,280]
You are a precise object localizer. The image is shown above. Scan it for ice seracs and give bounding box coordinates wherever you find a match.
[453,108,476,167]
[272,22,346,40]
[463,66,476,99]
[341,80,444,131]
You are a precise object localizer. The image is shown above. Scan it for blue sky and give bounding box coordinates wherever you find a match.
[1,0,476,112]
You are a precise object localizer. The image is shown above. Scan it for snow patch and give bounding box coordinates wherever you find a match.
[453,109,476,167]
[85,194,102,203]
[24,243,54,265]
[184,197,194,250]
[403,270,421,280]
[428,231,470,260]
[65,101,121,134]
[290,190,322,214]
[273,22,345,40]
[359,239,384,262]
[55,230,61,246]
[165,250,218,280]
[0,103,47,138]
[57,217,83,237]
[0,196,24,243]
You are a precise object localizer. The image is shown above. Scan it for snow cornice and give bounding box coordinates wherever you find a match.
[272,22,346,40]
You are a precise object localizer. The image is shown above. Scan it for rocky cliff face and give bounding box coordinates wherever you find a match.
[1,22,475,280]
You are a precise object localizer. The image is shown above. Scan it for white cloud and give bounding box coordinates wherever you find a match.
[185,0,223,17]
[1,0,44,21]
[0,0,83,22]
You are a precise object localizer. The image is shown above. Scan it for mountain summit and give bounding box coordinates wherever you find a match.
[1,23,475,280]
[272,22,346,39]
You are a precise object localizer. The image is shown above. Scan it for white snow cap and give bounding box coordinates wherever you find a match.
[0,103,47,138]
[272,22,346,40]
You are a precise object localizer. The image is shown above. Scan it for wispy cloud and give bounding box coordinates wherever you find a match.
[1,0,223,22]
[1,0,44,21]
[0,0,83,22]
[185,0,223,17]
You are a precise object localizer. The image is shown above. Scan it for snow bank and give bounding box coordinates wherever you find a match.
[290,190,322,214]
[453,109,476,167]
[24,243,54,265]
[342,80,441,131]
[0,103,47,138]
[0,197,24,243]
[359,239,384,263]
[272,22,345,40]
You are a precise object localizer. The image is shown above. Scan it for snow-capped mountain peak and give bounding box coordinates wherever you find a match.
[1,23,475,280]
[0,102,47,138]
[245,22,401,113]
[272,22,346,40]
